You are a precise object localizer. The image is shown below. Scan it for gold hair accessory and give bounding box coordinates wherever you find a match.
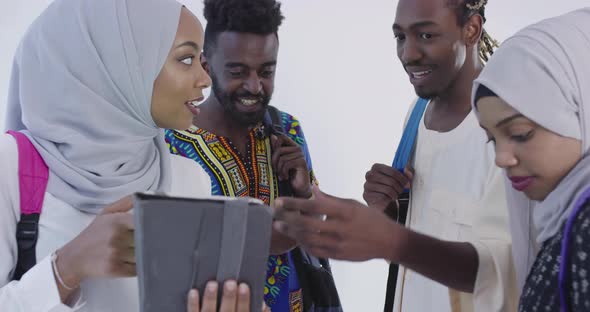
[465,0,487,11]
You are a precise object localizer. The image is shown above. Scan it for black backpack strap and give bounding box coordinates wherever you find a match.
[265,106,293,197]
[383,191,410,312]
[13,213,40,280]
[292,247,342,311]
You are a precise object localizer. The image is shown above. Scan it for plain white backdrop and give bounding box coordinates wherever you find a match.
[0,0,587,310]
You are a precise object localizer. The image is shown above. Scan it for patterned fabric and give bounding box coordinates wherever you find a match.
[165,109,316,312]
[519,201,590,311]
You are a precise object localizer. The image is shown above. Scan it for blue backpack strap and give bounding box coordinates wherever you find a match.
[384,98,428,312]
[7,131,49,280]
[391,98,429,171]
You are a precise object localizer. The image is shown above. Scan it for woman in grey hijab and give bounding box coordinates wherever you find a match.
[473,8,590,311]
[0,0,260,310]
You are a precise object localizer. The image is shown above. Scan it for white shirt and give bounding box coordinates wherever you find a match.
[0,133,212,311]
[392,100,518,312]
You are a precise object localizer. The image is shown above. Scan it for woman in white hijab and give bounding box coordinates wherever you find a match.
[0,0,259,311]
[473,7,590,311]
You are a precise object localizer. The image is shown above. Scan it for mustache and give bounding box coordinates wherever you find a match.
[403,63,436,69]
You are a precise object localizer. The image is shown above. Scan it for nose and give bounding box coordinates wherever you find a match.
[194,62,212,90]
[243,72,263,95]
[494,142,518,169]
[399,38,423,65]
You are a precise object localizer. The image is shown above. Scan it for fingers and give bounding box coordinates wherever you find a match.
[272,133,298,147]
[187,289,200,312]
[404,166,415,184]
[363,180,403,201]
[369,164,402,178]
[190,281,250,312]
[276,152,305,180]
[236,283,251,312]
[201,281,219,312]
[271,134,305,181]
[366,167,409,189]
[115,261,136,277]
[273,209,344,244]
[101,196,134,215]
[262,302,271,312]
[219,280,238,312]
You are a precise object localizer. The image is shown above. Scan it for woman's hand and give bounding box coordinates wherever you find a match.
[187,281,271,312]
[54,196,136,300]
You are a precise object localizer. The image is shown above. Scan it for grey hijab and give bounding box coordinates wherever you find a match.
[5,0,182,213]
[472,8,590,288]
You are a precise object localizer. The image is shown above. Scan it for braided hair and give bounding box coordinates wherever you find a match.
[449,0,499,62]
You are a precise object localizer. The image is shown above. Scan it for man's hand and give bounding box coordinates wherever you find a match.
[272,186,405,262]
[363,164,413,211]
[271,134,312,198]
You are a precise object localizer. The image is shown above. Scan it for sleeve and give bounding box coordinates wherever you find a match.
[470,153,519,311]
[569,203,590,310]
[0,134,83,312]
[280,112,318,186]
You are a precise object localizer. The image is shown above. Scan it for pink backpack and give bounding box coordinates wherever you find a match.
[7,131,49,280]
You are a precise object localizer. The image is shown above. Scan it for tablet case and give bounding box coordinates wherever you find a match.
[133,193,272,312]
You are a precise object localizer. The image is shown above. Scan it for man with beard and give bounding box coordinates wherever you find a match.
[165,0,341,311]
[272,0,518,311]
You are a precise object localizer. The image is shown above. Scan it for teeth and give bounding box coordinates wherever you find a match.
[240,99,258,106]
[412,70,432,79]
[186,100,200,108]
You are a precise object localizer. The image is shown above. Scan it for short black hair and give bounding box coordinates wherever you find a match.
[203,0,285,56]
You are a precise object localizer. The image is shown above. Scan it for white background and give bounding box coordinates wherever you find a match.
[0,0,586,310]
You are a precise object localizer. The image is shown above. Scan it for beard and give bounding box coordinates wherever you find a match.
[211,74,271,128]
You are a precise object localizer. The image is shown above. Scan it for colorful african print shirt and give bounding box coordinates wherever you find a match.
[165,109,316,312]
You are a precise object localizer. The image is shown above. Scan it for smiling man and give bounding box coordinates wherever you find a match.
[165,0,341,311]
[272,0,518,311]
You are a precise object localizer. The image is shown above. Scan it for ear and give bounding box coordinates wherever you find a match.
[462,14,483,47]
[200,54,211,75]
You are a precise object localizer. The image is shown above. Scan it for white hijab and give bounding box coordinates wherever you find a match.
[4,0,182,213]
[472,8,590,289]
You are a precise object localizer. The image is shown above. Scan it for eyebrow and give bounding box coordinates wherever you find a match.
[495,113,526,128]
[393,21,438,31]
[225,61,277,68]
[175,41,200,51]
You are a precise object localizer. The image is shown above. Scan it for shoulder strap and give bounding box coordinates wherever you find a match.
[264,106,294,197]
[383,98,428,312]
[6,130,49,280]
[267,105,284,134]
[391,98,429,171]
[559,186,590,312]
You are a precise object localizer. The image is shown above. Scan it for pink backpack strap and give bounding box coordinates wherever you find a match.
[7,131,49,215]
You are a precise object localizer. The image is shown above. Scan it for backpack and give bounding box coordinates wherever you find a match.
[263,107,343,311]
[7,130,49,281]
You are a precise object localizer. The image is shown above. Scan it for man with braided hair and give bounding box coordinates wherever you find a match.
[271,0,517,311]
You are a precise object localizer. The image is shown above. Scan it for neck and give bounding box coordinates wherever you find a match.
[194,95,252,138]
[432,55,483,113]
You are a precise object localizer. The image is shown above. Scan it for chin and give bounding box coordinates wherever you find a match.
[414,86,437,99]
[523,188,549,202]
